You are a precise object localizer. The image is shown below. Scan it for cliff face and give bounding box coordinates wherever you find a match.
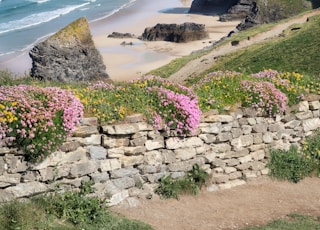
[189,0,238,14]
[29,17,108,82]
[189,0,313,31]
[141,23,209,43]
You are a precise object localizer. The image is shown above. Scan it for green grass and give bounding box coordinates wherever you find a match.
[244,213,320,230]
[0,181,153,230]
[207,14,320,77]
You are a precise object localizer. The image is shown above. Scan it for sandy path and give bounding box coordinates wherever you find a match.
[111,177,320,230]
[168,9,320,84]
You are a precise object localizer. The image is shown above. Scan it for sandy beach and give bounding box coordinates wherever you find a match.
[0,0,240,82]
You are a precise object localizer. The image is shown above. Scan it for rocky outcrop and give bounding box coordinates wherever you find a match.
[190,0,313,31]
[29,17,108,82]
[141,22,209,43]
[189,0,238,15]
[107,32,135,39]
[219,0,255,22]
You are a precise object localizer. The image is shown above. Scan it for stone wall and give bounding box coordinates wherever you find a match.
[1,98,320,206]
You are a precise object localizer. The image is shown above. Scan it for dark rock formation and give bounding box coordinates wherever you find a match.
[141,22,209,43]
[108,32,135,38]
[235,1,260,31]
[29,17,108,82]
[219,0,255,22]
[189,0,238,15]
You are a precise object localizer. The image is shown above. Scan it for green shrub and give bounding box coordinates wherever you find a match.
[155,164,208,199]
[268,146,314,183]
[302,130,320,174]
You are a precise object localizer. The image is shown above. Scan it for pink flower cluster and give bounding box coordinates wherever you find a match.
[250,70,279,79]
[150,87,201,135]
[0,85,83,161]
[88,81,115,91]
[241,80,288,116]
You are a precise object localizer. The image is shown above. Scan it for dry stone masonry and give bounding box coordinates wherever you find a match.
[1,97,320,206]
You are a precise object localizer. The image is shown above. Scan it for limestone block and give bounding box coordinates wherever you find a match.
[102,135,130,148]
[225,149,249,158]
[0,189,14,202]
[0,173,21,186]
[5,182,48,198]
[231,128,243,138]
[88,146,107,160]
[0,147,12,155]
[212,143,232,153]
[216,132,232,142]
[139,165,161,174]
[109,190,129,206]
[124,113,145,123]
[211,159,226,168]
[211,174,229,183]
[228,171,242,180]
[226,158,240,167]
[268,123,284,132]
[313,110,320,118]
[110,167,139,179]
[0,158,6,175]
[161,149,176,164]
[247,118,256,125]
[5,155,28,173]
[100,159,121,172]
[59,141,81,152]
[124,146,146,156]
[298,100,309,112]
[84,135,102,146]
[310,101,320,110]
[242,125,252,134]
[295,111,313,120]
[238,155,252,164]
[108,148,125,158]
[73,126,99,137]
[252,133,263,144]
[69,161,99,178]
[174,148,197,161]
[145,137,165,151]
[171,171,186,179]
[262,132,273,143]
[203,115,234,123]
[165,137,184,150]
[218,179,246,190]
[199,123,221,134]
[199,134,216,144]
[252,123,268,133]
[221,124,232,132]
[250,161,266,171]
[302,118,320,132]
[80,117,98,126]
[120,155,144,167]
[144,151,163,165]
[90,172,109,183]
[130,136,147,147]
[249,144,266,152]
[251,150,265,160]
[270,140,291,151]
[135,122,153,132]
[101,124,139,135]
[112,177,135,190]
[231,134,253,148]
[235,162,251,170]
[238,118,248,125]
[21,171,40,183]
[168,158,204,172]
[225,167,237,174]
[32,147,87,170]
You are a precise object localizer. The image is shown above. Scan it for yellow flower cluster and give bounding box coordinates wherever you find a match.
[0,104,18,123]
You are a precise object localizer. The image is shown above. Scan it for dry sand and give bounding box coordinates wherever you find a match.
[0,0,239,81]
[91,0,240,81]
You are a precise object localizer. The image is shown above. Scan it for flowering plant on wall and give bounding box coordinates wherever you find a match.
[240,80,288,116]
[0,85,83,162]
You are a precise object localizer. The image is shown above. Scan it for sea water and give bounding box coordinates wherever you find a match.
[0,0,136,57]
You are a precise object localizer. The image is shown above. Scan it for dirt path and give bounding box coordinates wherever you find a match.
[168,9,320,84]
[111,177,320,230]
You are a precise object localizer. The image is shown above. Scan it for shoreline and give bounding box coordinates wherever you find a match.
[0,0,240,82]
